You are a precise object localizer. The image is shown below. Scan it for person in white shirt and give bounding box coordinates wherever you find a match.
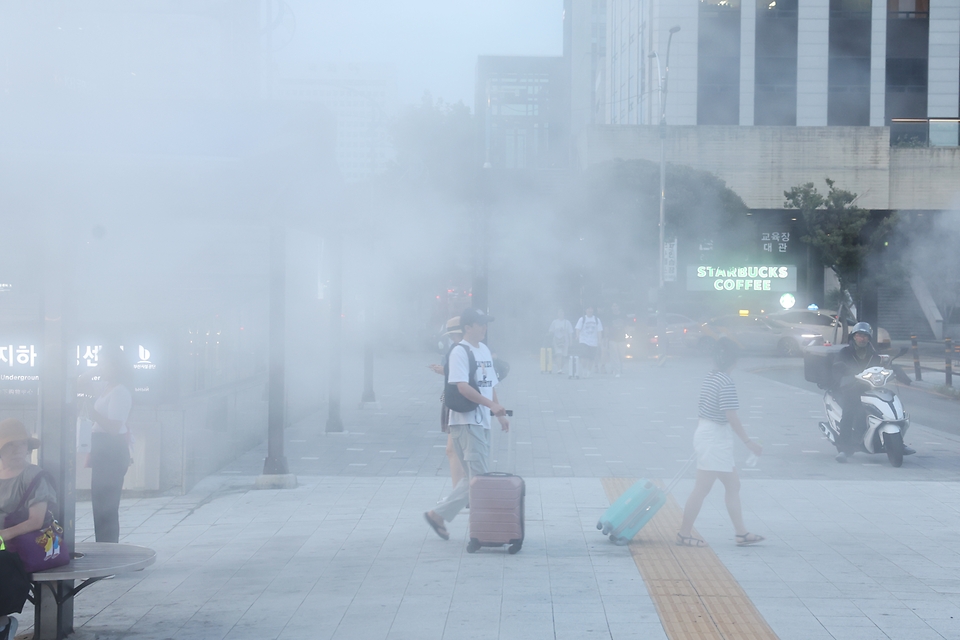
[425,309,509,540]
[547,309,574,374]
[84,349,133,543]
[575,307,603,377]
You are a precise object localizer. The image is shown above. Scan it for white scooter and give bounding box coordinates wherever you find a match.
[818,349,910,467]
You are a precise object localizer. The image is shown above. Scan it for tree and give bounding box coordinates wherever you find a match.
[784,178,897,322]
[563,159,751,307]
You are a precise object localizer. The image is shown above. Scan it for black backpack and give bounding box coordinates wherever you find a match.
[443,343,480,413]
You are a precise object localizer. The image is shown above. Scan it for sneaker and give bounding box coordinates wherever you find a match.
[904,446,916,455]
[835,452,848,463]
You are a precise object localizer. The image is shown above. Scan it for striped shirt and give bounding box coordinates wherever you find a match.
[698,370,739,423]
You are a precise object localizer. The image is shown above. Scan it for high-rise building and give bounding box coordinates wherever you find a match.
[475,56,570,170]
[596,0,959,144]
[273,62,397,183]
[566,0,609,134]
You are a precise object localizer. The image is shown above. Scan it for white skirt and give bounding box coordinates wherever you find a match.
[693,418,735,473]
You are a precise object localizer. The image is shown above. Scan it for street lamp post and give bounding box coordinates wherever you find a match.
[649,25,680,360]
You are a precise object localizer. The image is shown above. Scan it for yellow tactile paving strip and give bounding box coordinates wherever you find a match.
[601,478,779,640]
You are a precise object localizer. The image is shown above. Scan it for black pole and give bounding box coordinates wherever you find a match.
[946,338,953,388]
[262,225,289,475]
[38,244,76,639]
[911,335,922,381]
[361,339,376,404]
[473,164,490,312]
[326,233,344,432]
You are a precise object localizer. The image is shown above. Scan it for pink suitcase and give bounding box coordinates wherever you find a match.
[467,472,525,554]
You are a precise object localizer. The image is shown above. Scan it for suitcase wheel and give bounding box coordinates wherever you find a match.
[508,541,522,555]
[466,539,480,554]
[610,535,630,546]
[601,523,612,536]
[596,520,604,531]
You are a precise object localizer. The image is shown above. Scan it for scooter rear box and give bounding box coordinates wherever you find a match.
[804,345,845,387]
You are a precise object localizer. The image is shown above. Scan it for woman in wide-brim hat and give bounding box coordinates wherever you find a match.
[0,418,56,640]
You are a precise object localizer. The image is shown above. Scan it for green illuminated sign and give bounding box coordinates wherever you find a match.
[687,265,797,292]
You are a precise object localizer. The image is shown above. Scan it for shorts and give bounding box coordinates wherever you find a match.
[578,344,598,360]
[693,418,735,472]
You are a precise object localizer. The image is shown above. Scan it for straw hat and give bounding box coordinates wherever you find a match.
[442,316,463,337]
[0,418,40,452]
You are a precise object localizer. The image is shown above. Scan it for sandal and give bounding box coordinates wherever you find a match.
[424,512,449,540]
[676,533,707,547]
[736,533,765,546]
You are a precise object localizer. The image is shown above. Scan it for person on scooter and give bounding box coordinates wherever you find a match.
[832,322,914,462]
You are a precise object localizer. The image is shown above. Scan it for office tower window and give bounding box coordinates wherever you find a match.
[698,0,741,125]
[886,0,929,144]
[828,0,871,125]
[755,0,798,125]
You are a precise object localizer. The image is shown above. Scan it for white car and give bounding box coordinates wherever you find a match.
[764,309,891,351]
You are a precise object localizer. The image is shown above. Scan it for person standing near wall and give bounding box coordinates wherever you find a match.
[84,348,133,543]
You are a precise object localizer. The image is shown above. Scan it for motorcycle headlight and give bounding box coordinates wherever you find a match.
[858,369,892,387]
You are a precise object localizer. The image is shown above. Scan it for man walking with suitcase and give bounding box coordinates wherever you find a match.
[425,309,510,540]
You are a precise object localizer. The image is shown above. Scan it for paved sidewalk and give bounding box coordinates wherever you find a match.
[11,350,960,639]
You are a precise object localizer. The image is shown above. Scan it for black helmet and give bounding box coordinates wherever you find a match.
[850,322,872,338]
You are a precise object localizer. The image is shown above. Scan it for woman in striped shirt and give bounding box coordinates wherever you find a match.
[677,340,765,547]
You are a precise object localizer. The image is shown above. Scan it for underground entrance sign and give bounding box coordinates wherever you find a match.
[687,265,797,292]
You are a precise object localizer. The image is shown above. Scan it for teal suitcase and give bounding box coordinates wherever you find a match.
[597,455,695,545]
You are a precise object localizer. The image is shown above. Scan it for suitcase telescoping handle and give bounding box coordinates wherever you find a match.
[663,454,697,495]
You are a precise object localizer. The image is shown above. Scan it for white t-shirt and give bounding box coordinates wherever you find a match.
[548,319,573,344]
[447,340,499,429]
[93,384,133,435]
[576,316,603,347]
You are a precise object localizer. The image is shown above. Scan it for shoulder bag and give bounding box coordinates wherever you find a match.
[2,471,70,574]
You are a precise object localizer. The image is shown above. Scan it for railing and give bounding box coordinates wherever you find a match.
[888,11,929,18]
[890,118,960,148]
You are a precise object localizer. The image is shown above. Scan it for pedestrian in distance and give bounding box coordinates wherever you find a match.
[677,340,765,548]
[429,316,467,489]
[425,309,510,540]
[606,303,627,377]
[575,306,603,377]
[547,309,574,375]
[82,348,133,543]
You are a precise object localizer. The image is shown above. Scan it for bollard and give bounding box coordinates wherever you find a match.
[911,335,922,381]
[947,338,954,388]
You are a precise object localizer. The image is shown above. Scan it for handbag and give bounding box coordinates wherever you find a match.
[0,548,30,616]
[2,471,70,574]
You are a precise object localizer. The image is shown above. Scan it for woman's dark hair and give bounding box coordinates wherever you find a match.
[712,338,740,371]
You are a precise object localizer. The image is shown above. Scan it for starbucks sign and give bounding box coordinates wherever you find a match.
[687,265,797,292]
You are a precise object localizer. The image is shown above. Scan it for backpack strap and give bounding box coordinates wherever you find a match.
[446,343,477,388]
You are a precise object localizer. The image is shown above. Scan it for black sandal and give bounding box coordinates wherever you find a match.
[676,533,707,547]
[736,533,765,546]
[424,512,449,540]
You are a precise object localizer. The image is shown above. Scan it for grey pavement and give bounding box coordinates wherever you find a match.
[13,349,960,639]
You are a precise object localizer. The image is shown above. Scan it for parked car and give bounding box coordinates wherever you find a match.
[697,314,824,356]
[763,309,892,351]
[623,313,700,358]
